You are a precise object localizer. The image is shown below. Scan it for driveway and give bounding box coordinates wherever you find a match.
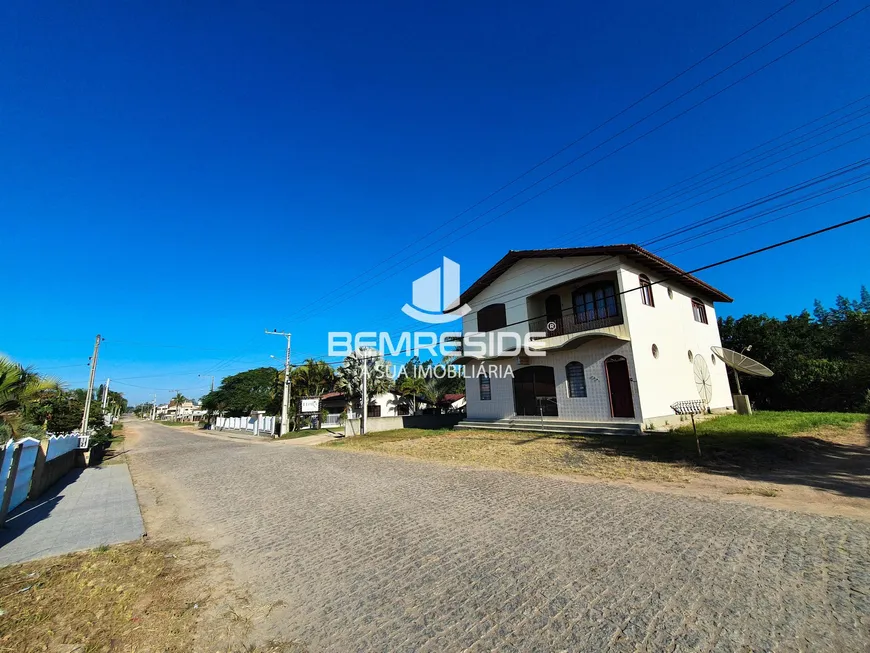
[129,421,870,652]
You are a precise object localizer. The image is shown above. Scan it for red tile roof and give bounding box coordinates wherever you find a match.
[458,244,732,305]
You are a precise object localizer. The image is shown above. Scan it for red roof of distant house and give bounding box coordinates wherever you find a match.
[321,391,345,400]
[442,394,465,402]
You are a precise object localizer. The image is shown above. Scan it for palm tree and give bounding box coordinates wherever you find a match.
[291,358,337,398]
[0,356,61,440]
[337,349,393,413]
[395,374,426,415]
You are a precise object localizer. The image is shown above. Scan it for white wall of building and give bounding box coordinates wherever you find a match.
[465,339,641,423]
[617,265,733,422]
[461,255,620,355]
[462,254,732,425]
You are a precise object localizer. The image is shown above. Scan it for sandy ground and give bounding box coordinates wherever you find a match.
[123,425,305,652]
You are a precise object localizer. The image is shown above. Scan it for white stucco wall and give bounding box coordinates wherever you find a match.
[464,340,641,423]
[617,265,733,422]
[461,255,620,355]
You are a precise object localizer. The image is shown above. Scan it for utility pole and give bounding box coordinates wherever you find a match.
[265,330,291,438]
[199,374,214,392]
[361,350,368,436]
[81,334,103,433]
[101,378,110,409]
[151,394,157,421]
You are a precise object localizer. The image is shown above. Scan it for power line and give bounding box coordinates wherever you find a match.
[281,0,819,323]
[326,155,870,339]
[571,107,870,245]
[288,2,866,323]
[303,207,870,362]
[549,93,870,244]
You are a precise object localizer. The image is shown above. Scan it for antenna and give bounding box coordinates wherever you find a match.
[711,346,774,415]
[693,355,713,405]
[711,346,774,377]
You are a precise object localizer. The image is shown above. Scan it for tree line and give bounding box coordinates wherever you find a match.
[0,355,128,443]
[719,287,870,412]
[196,352,463,430]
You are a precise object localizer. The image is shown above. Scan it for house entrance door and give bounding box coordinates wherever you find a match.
[605,356,635,418]
[513,366,558,417]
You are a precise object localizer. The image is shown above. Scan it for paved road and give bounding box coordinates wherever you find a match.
[130,421,870,652]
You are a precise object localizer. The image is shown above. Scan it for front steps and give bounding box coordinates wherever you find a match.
[455,417,641,437]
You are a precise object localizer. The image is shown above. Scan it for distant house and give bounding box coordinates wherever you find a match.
[156,400,205,422]
[438,393,466,413]
[320,391,409,426]
[454,244,733,433]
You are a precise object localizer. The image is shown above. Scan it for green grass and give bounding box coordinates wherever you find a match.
[112,421,124,432]
[675,411,866,437]
[158,420,195,427]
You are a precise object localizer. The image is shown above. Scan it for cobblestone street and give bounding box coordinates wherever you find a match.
[130,421,870,652]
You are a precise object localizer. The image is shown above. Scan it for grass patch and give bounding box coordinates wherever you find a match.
[321,413,868,484]
[112,421,124,432]
[323,427,454,448]
[726,486,780,497]
[676,411,865,437]
[159,420,196,427]
[0,541,307,653]
[0,541,198,652]
[274,428,343,440]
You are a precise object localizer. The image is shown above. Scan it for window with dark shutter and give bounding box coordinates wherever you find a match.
[566,362,587,398]
[477,304,507,332]
[639,275,655,307]
[691,298,708,324]
[479,375,492,401]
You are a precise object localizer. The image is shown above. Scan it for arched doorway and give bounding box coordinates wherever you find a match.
[513,366,557,417]
[605,356,635,418]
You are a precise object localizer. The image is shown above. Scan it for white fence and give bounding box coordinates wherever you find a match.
[1,437,41,515]
[212,415,276,436]
[1,433,89,523]
[323,414,343,426]
[46,433,81,462]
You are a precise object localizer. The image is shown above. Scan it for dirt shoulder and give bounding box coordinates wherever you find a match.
[0,422,305,653]
[323,419,870,522]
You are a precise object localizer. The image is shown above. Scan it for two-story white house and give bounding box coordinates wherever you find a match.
[455,245,734,434]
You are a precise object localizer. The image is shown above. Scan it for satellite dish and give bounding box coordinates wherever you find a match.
[711,347,773,377]
[693,355,713,404]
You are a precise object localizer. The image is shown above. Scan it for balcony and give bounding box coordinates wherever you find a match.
[528,313,624,338]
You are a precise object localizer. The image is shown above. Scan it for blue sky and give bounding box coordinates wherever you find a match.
[2,0,868,404]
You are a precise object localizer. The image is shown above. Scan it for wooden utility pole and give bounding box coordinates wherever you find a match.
[81,334,103,433]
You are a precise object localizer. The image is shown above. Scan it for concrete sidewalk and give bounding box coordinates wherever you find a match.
[0,464,145,566]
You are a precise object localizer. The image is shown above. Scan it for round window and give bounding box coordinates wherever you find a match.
[652,344,659,359]
[688,350,694,362]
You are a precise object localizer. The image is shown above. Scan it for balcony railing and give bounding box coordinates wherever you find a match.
[528,312,624,339]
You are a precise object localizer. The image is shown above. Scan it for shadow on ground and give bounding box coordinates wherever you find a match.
[516,419,870,498]
[0,469,82,548]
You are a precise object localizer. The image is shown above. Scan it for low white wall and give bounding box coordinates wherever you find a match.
[46,433,81,462]
[12,438,40,511]
[212,415,276,435]
[345,416,404,437]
